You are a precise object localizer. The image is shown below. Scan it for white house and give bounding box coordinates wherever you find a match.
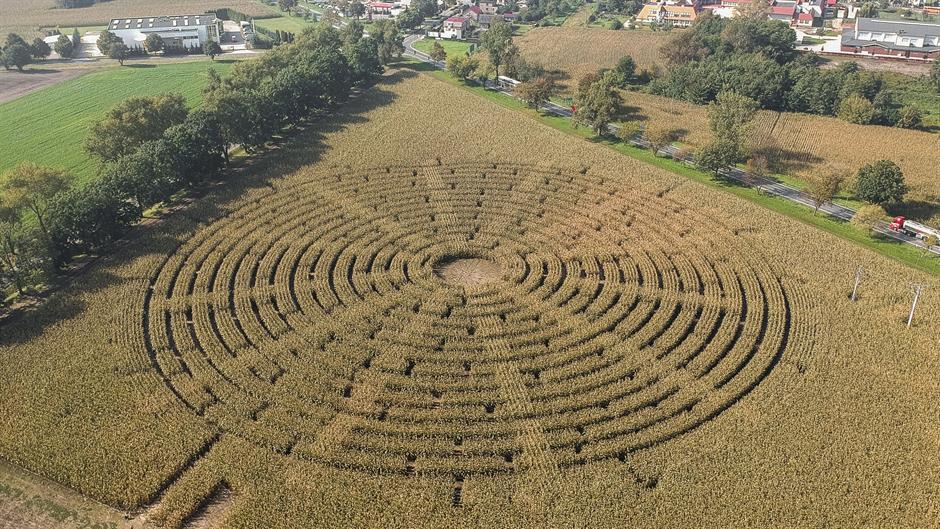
[107,13,223,49]
[442,16,470,39]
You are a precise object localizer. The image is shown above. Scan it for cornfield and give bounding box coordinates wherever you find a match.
[625,92,940,223]
[0,70,937,529]
[515,28,668,90]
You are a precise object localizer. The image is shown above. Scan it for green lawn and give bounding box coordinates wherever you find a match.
[403,60,940,277]
[254,14,318,33]
[413,38,473,57]
[0,60,235,185]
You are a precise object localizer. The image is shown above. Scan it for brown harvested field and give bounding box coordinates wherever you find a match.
[0,68,89,105]
[0,0,275,37]
[625,91,940,222]
[516,27,668,89]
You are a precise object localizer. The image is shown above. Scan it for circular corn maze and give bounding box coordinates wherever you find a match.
[142,162,809,477]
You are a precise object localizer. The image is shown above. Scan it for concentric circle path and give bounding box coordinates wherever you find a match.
[140,163,807,476]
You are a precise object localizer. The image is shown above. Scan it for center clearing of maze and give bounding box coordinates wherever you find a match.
[144,162,808,478]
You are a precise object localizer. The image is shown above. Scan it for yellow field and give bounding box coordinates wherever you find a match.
[625,91,940,222]
[0,0,275,37]
[515,27,668,89]
[749,111,940,207]
[0,69,937,529]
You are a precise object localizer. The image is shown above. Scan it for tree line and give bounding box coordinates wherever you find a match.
[0,22,402,300]
[648,10,929,129]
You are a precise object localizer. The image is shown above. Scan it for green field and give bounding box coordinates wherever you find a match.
[0,60,235,185]
[413,38,473,57]
[254,13,318,33]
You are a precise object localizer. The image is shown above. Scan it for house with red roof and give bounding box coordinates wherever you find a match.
[443,16,470,39]
[367,1,394,19]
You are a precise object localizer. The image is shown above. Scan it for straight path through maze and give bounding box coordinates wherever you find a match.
[140,162,812,476]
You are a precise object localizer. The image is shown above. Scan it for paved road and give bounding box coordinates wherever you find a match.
[403,35,940,257]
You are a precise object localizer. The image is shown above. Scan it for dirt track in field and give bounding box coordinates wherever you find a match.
[0,68,87,105]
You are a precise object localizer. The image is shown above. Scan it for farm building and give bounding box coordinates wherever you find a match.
[840,18,940,60]
[107,13,223,49]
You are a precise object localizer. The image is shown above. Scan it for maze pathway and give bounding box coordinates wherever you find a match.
[139,162,811,478]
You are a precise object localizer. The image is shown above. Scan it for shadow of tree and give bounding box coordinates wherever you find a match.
[0,69,415,341]
[887,200,940,224]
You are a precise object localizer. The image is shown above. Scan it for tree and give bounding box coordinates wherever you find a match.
[738,0,772,18]
[371,20,403,64]
[101,140,178,211]
[610,19,623,30]
[894,106,922,129]
[806,170,846,214]
[71,28,81,50]
[573,72,622,135]
[429,41,447,62]
[344,36,382,85]
[695,139,739,176]
[54,33,75,58]
[447,54,479,81]
[856,160,907,205]
[644,122,677,156]
[0,199,29,293]
[396,7,423,29]
[86,93,189,162]
[930,59,940,93]
[923,235,939,257]
[515,76,556,110]
[744,155,769,188]
[349,1,366,19]
[107,41,129,65]
[707,90,759,147]
[204,40,223,60]
[617,121,642,143]
[837,94,875,124]
[30,38,52,59]
[479,17,513,77]
[613,55,636,87]
[1,36,32,71]
[46,181,139,261]
[0,162,70,238]
[858,2,878,18]
[96,30,121,55]
[162,109,227,187]
[144,33,164,54]
[279,0,298,10]
[851,204,886,231]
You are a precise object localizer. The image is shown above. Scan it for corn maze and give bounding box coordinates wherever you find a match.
[139,162,810,490]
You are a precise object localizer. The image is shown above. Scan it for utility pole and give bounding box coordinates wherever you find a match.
[850,265,864,302]
[907,283,926,328]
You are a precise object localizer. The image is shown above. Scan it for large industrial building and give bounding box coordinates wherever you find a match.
[106,13,223,49]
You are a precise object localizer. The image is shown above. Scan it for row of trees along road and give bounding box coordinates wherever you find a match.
[0,22,402,301]
[566,54,915,227]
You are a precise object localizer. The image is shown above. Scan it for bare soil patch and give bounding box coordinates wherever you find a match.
[435,257,503,286]
[0,459,145,529]
[0,68,86,105]
[181,486,234,529]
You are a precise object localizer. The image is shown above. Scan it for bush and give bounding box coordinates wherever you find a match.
[837,94,875,125]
